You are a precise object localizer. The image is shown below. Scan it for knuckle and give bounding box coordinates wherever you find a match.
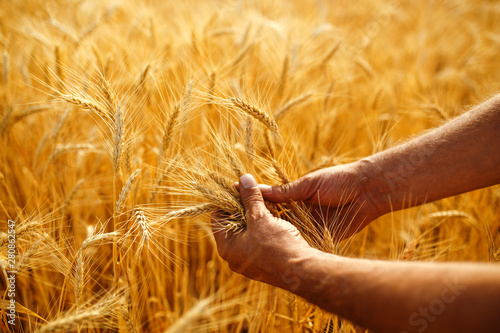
[246,209,266,224]
[228,262,241,273]
[241,190,263,208]
[279,182,293,197]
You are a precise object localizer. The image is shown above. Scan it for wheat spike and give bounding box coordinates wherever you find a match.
[277,55,289,98]
[52,108,70,140]
[245,116,255,163]
[236,21,252,47]
[101,78,118,109]
[264,130,275,158]
[77,19,99,43]
[136,64,150,92]
[208,171,237,197]
[47,144,100,167]
[207,72,216,109]
[272,159,290,185]
[230,97,278,133]
[112,106,123,174]
[220,141,244,178]
[162,103,181,156]
[133,208,149,245]
[164,298,212,333]
[54,45,65,86]
[274,92,313,122]
[16,240,41,274]
[81,231,121,250]
[354,56,375,78]
[320,41,341,67]
[230,42,253,69]
[36,309,104,333]
[163,204,214,221]
[61,179,84,216]
[116,168,141,214]
[74,254,84,305]
[61,95,109,119]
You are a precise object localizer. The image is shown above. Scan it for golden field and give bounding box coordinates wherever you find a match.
[0,0,499,331]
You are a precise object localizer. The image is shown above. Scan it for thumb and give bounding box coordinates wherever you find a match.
[261,176,315,203]
[239,174,270,225]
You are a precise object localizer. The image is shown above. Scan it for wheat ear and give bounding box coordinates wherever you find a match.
[220,140,244,178]
[230,97,278,133]
[264,130,275,158]
[244,116,255,163]
[61,95,109,120]
[133,208,149,245]
[162,103,181,156]
[163,204,214,221]
[116,168,141,214]
[81,231,122,250]
[207,72,216,109]
[164,298,212,333]
[36,310,104,333]
[101,78,118,109]
[274,92,313,121]
[112,105,123,174]
[320,41,341,67]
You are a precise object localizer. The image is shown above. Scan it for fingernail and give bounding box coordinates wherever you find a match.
[258,184,272,193]
[240,174,257,189]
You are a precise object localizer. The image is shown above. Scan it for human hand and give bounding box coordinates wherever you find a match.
[211,174,314,289]
[260,163,384,241]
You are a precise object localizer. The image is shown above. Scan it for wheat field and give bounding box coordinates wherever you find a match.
[1,0,499,332]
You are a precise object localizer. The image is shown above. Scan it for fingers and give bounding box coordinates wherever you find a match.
[238,174,270,227]
[210,209,227,243]
[261,176,316,203]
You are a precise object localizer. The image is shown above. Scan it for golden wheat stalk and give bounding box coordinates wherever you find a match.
[164,298,212,333]
[60,94,109,120]
[277,55,289,98]
[163,203,214,221]
[274,92,313,122]
[208,171,238,197]
[133,208,149,245]
[220,141,245,178]
[116,168,142,214]
[162,103,181,156]
[81,231,122,250]
[36,309,106,333]
[245,116,255,163]
[229,97,279,133]
[112,106,123,174]
[264,130,276,158]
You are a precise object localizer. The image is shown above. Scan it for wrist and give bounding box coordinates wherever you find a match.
[279,247,333,295]
[353,157,393,218]
[284,249,347,306]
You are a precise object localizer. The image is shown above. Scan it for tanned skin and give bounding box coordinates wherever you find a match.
[212,94,500,333]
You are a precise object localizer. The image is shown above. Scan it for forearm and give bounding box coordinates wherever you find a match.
[358,94,500,214]
[289,250,500,333]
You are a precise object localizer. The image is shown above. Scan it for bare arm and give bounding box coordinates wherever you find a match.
[261,93,500,238]
[361,93,500,216]
[213,174,500,333]
[212,94,500,332]
[293,249,500,333]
